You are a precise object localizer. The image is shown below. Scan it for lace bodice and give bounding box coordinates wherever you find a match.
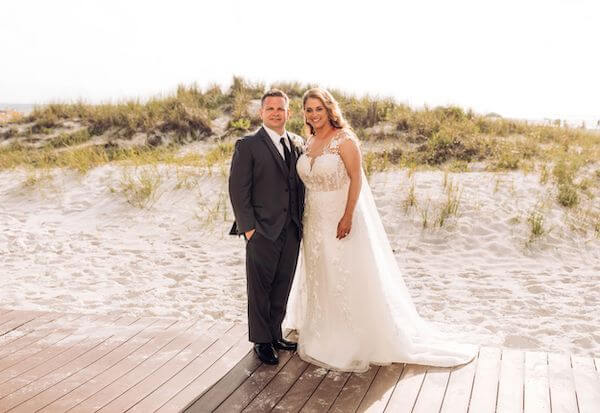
[297,129,360,192]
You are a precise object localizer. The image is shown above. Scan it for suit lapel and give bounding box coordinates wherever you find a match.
[259,127,288,176]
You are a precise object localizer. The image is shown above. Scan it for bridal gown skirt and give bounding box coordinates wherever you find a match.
[284,184,476,373]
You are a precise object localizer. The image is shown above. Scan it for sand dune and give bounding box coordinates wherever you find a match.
[0,165,598,356]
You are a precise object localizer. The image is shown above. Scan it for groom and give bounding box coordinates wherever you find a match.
[228,89,304,365]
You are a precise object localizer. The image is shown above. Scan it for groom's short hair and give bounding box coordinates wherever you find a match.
[261,89,289,108]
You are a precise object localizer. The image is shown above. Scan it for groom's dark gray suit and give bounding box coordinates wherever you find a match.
[228,126,304,343]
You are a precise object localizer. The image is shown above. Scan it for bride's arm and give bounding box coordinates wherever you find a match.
[336,138,362,239]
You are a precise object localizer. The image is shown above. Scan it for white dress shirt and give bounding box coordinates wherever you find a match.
[263,124,290,159]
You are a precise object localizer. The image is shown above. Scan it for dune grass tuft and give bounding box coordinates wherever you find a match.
[527,208,546,241]
[403,180,417,213]
[436,178,462,227]
[196,191,230,227]
[116,166,163,208]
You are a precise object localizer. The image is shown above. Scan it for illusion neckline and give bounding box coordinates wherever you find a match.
[304,129,345,164]
[302,152,339,172]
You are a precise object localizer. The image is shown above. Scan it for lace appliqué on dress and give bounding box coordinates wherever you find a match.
[285,127,476,373]
[300,129,360,193]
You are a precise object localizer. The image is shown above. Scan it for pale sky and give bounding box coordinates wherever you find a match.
[2,0,599,125]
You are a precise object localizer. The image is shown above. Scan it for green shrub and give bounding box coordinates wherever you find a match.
[230,118,251,131]
[495,147,520,170]
[557,184,579,207]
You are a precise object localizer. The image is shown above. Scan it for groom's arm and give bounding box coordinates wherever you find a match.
[228,138,255,234]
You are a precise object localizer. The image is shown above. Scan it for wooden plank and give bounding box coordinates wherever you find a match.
[300,370,351,412]
[524,351,550,413]
[0,314,129,399]
[213,350,295,412]
[572,355,600,413]
[67,319,216,413]
[107,323,245,412]
[25,318,176,413]
[0,335,113,407]
[412,366,452,413]
[241,353,309,412]
[271,363,330,413]
[0,311,17,327]
[150,327,251,413]
[548,352,578,413]
[184,346,261,413]
[467,346,501,413]
[440,356,477,413]
[0,311,48,337]
[0,313,86,360]
[497,348,524,413]
[328,366,379,413]
[0,312,63,347]
[0,315,114,383]
[352,363,404,412]
[113,315,141,327]
[3,317,160,413]
[38,318,203,413]
[384,363,426,412]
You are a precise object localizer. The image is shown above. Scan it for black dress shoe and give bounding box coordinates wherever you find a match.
[273,338,297,352]
[254,343,278,365]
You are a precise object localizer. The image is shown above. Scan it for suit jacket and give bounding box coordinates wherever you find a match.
[228,127,305,241]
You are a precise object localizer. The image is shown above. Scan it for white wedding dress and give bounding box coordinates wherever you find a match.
[284,129,476,372]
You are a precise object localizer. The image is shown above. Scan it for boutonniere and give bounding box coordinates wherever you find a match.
[289,134,306,152]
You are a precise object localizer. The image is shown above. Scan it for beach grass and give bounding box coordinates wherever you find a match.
[528,209,546,241]
[419,201,431,229]
[7,78,599,173]
[114,166,163,208]
[436,178,462,227]
[3,77,599,220]
[403,180,418,213]
[196,191,230,227]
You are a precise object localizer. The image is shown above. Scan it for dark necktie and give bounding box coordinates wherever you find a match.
[280,137,291,170]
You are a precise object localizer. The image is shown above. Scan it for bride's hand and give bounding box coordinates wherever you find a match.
[336,215,352,240]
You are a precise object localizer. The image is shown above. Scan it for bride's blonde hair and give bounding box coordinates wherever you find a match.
[302,88,349,136]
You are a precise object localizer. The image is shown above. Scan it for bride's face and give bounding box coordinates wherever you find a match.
[304,98,329,130]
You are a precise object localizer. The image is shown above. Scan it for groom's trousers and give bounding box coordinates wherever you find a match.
[245,220,300,343]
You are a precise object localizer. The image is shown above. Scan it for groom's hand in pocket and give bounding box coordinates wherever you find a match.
[245,229,255,241]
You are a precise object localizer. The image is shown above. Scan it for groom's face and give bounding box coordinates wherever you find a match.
[260,96,289,133]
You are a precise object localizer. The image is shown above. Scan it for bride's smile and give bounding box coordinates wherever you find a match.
[304,98,330,132]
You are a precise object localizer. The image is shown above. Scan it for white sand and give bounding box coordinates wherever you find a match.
[1,165,599,356]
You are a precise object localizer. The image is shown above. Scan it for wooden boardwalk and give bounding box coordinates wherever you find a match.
[0,308,249,412]
[0,309,599,412]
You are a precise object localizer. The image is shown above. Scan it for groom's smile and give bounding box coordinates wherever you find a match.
[260,96,289,135]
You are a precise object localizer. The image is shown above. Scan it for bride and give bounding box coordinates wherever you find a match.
[284,88,476,372]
